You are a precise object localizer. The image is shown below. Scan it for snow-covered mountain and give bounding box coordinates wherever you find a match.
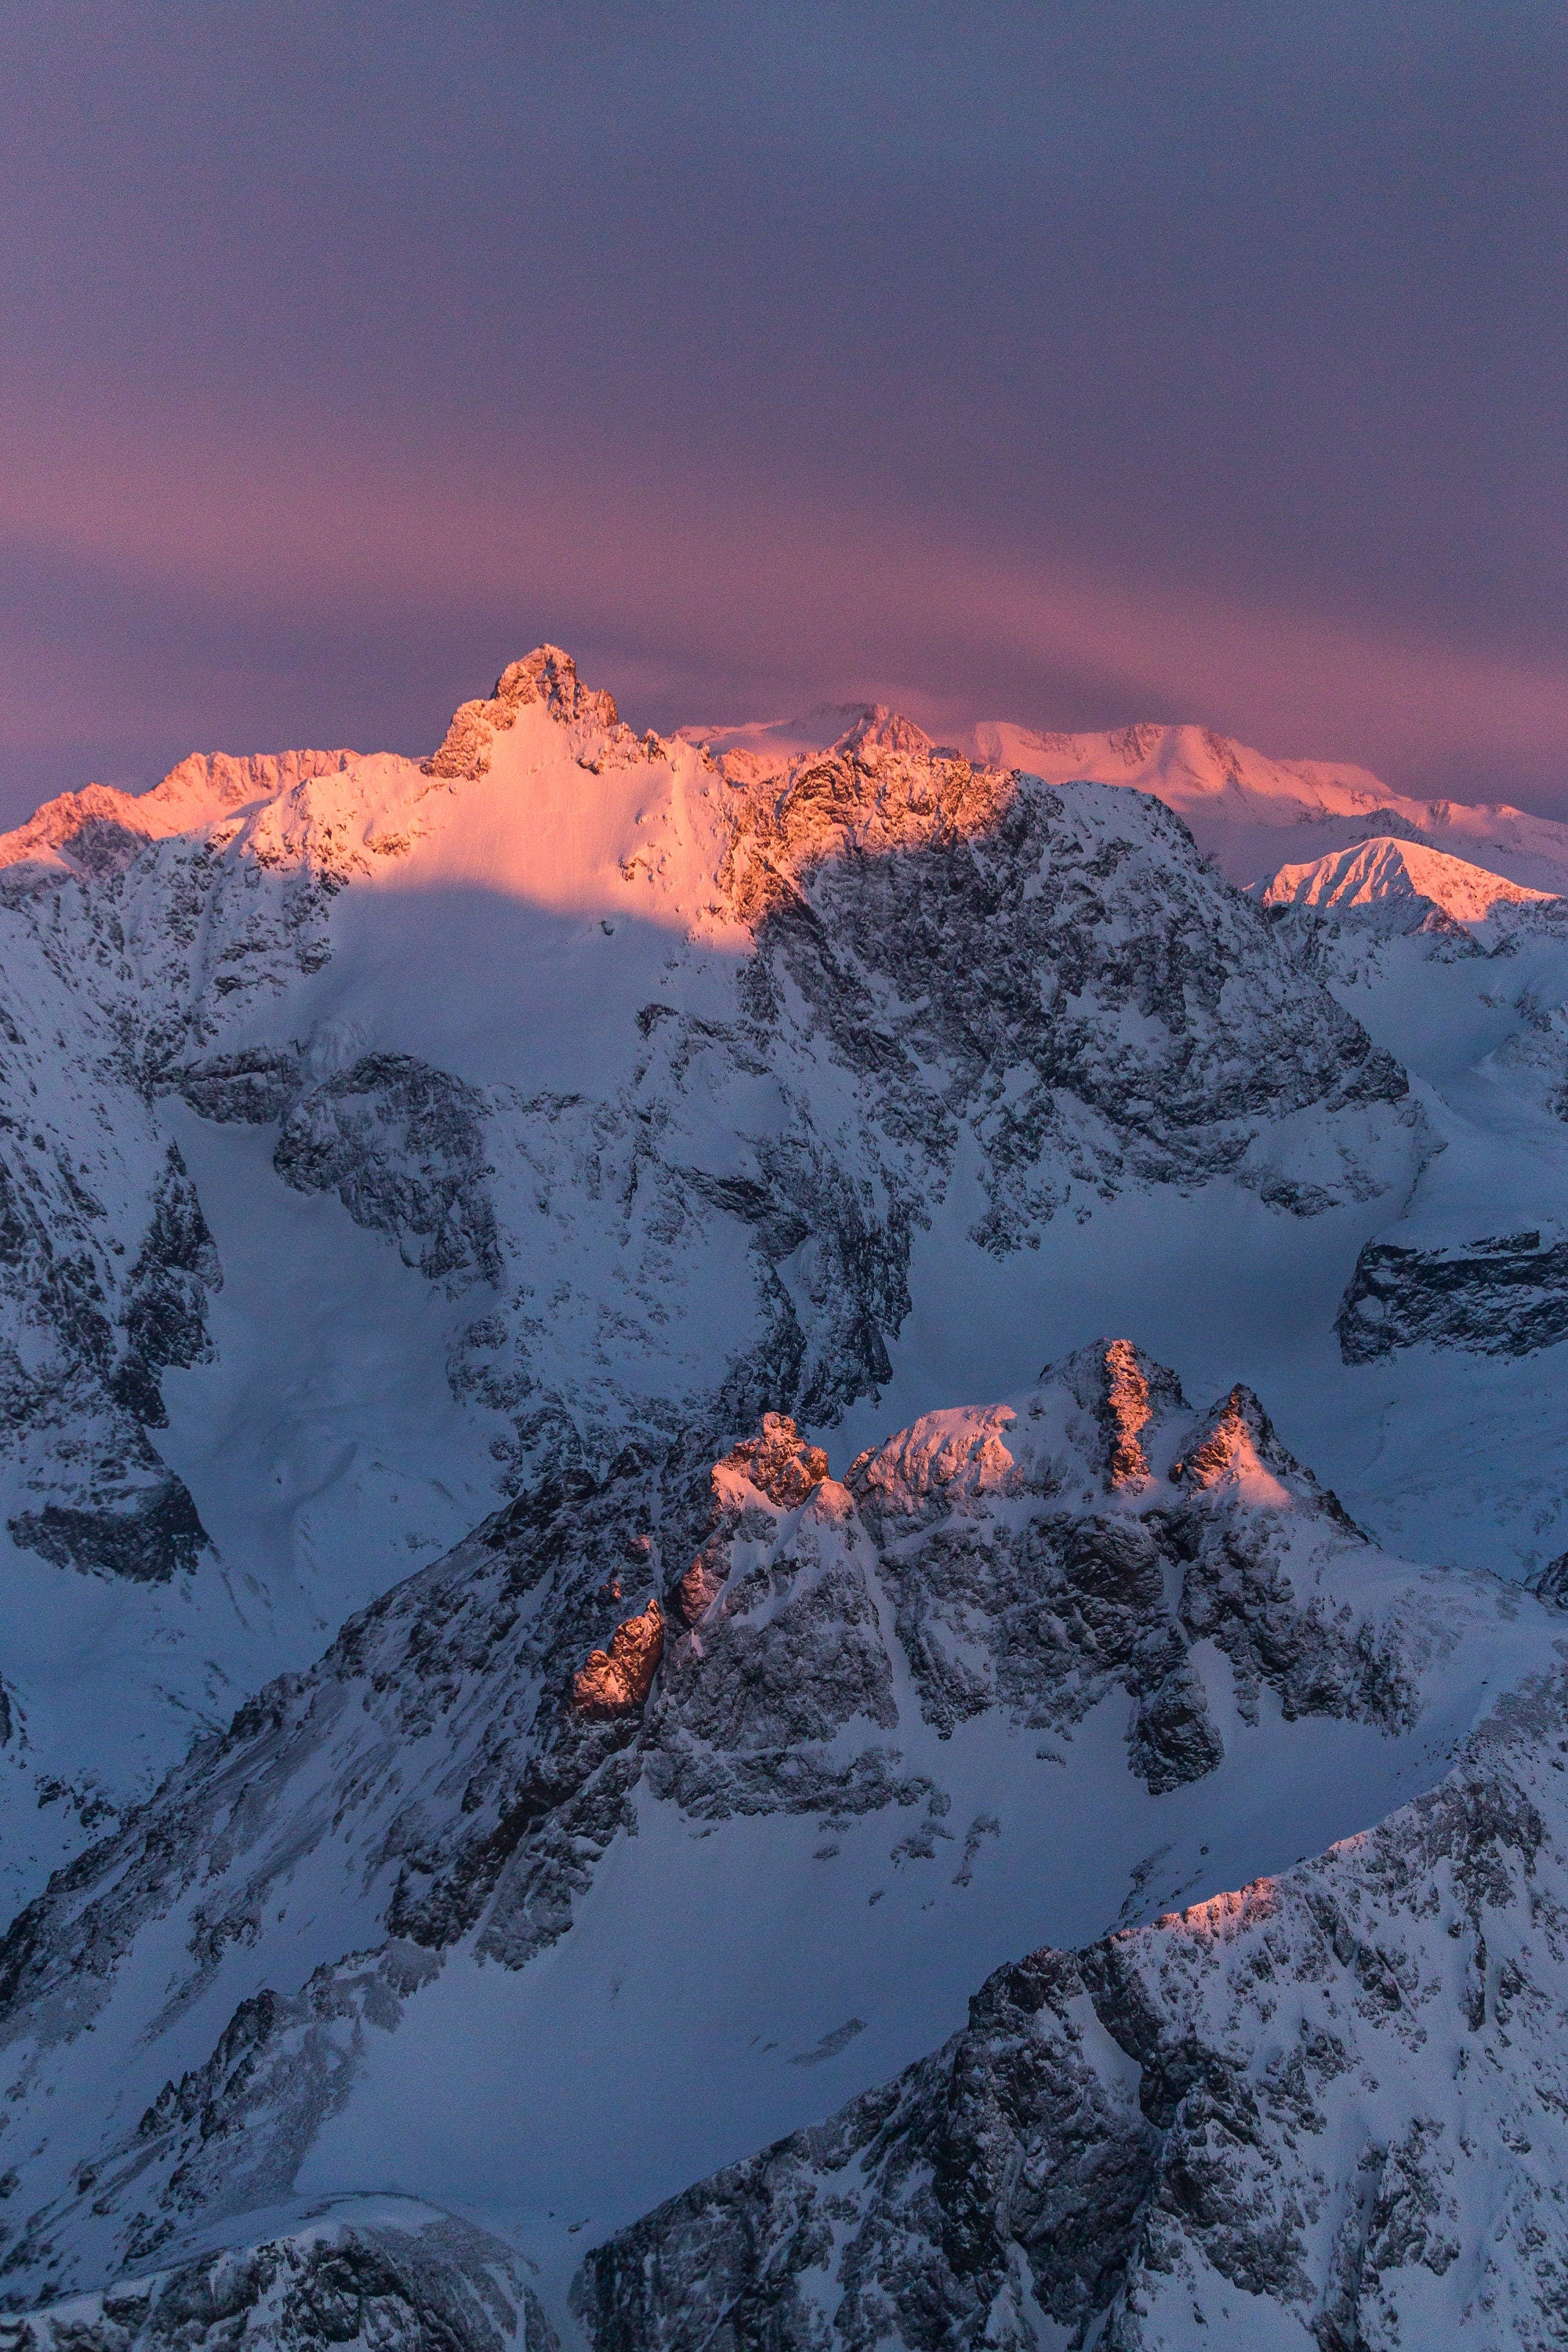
[1259,834,1561,927]
[0,651,1425,1908]
[581,1653,1568,2350]
[4,649,1568,2347]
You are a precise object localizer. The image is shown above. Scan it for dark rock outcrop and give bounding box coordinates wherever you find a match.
[1338,1227,1568,1361]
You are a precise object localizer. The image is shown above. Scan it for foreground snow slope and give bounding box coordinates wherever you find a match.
[0,653,1423,1902]
[0,1344,1550,2333]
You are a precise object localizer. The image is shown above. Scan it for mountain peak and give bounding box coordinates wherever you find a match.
[827,704,933,759]
[1259,834,1559,924]
[422,644,620,782]
[0,749,358,882]
[680,699,935,782]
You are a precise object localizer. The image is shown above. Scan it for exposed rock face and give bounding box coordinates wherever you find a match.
[575,1672,1568,2352]
[572,1597,665,1718]
[0,1345,1508,2309]
[0,917,218,1583]
[5,2199,556,2352]
[1338,1228,1568,1362]
[1095,1336,1160,1487]
[421,644,621,780]
[270,1053,504,1290]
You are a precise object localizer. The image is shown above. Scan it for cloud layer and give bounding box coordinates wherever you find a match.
[1,3,1563,819]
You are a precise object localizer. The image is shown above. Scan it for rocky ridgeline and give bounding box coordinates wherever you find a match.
[577,1668,1568,2351]
[0,2199,556,2352]
[0,1341,1512,2313]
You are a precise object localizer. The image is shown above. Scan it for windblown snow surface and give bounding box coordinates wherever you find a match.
[0,652,1567,2346]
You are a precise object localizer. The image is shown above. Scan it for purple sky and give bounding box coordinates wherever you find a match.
[1,2,1565,824]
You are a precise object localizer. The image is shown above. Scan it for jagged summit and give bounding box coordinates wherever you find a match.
[422,642,623,780]
[848,1339,1356,1532]
[1258,833,1559,924]
[0,749,358,884]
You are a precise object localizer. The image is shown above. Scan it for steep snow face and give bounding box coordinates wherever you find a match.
[1259,835,1559,925]
[938,717,1568,895]
[0,1346,1546,2321]
[579,1663,1568,2352]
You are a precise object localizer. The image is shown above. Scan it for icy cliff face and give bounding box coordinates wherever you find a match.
[0,1345,1537,2318]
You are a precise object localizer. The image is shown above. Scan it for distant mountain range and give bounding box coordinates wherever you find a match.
[692,703,1568,893]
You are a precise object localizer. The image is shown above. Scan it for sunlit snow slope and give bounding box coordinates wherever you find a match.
[1260,834,1559,922]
